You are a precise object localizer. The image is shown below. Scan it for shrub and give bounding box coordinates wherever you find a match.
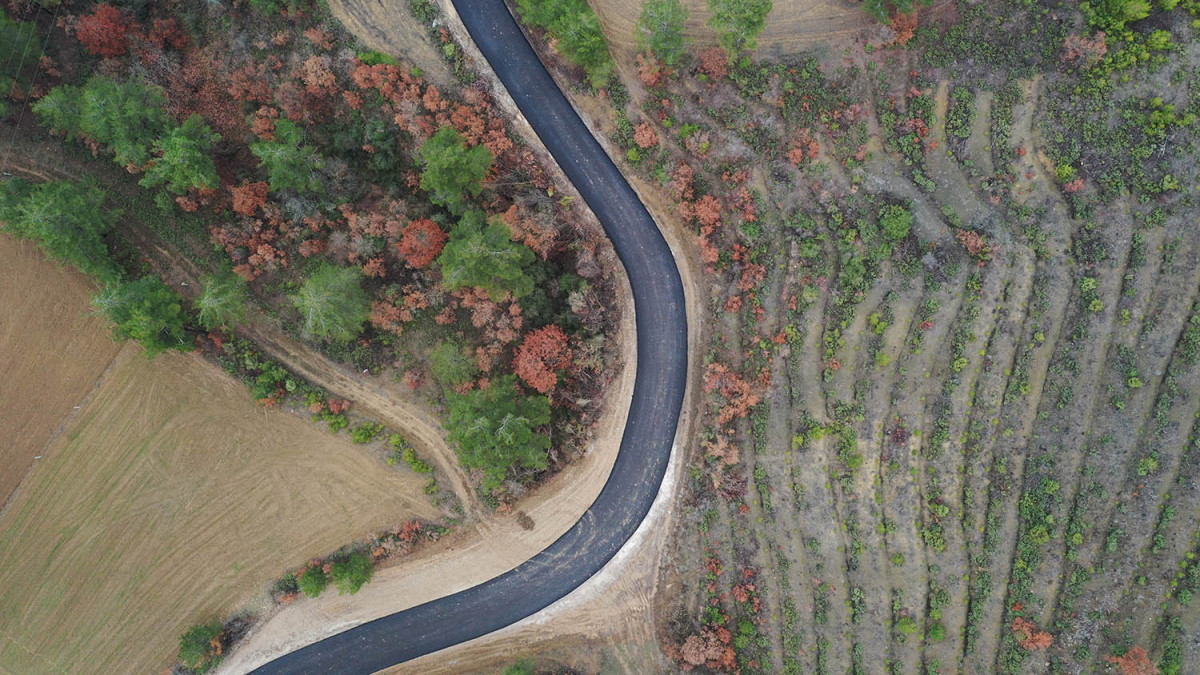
[298,566,328,598]
[879,204,914,241]
[330,552,374,594]
[178,620,224,673]
[351,422,384,444]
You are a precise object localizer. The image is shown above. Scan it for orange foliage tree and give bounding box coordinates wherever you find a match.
[396,218,447,269]
[514,325,573,394]
[230,181,269,216]
[890,12,918,47]
[634,122,660,149]
[1010,617,1053,651]
[1104,647,1159,675]
[698,47,728,80]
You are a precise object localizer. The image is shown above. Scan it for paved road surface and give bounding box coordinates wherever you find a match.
[251,0,687,671]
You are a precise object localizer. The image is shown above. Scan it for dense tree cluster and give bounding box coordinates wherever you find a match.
[9,0,618,498]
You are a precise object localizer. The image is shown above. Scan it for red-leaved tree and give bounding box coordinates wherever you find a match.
[514,325,572,394]
[76,4,131,58]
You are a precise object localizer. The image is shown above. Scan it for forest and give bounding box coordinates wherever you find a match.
[0,0,621,503]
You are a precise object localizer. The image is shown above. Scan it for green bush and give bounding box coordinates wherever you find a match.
[330,552,374,594]
[298,566,328,598]
[178,620,224,673]
[351,422,384,444]
[502,658,536,675]
[878,204,914,242]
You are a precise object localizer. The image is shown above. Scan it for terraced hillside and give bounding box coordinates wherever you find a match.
[537,1,1200,672]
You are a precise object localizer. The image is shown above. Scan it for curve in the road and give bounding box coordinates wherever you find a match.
[250,1,687,673]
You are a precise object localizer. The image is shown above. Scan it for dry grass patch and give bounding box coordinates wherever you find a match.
[0,344,441,674]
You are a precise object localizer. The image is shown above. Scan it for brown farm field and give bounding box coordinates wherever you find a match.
[590,0,869,55]
[0,234,121,508]
[0,249,440,674]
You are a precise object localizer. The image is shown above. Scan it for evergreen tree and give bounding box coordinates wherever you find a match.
[638,0,688,65]
[196,271,250,330]
[139,115,220,195]
[446,375,551,490]
[429,340,479,387]
[516,0,614,86]
[0,11,42,87]
[250,119,326,194]
[34,76,173,168]
[417,126,492,213]
[290,263,370,340]
[437,211,536,300]
[707,0,773,53]
[0,179,121,282]
[77,76,173,167]
[93,276,191,357]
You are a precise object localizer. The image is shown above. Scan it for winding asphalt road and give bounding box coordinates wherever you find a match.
[250,1,687,673]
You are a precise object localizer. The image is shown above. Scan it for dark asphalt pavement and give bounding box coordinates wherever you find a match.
[250,1,687,672]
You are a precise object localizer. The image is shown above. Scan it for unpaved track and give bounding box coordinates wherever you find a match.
[246,0,688,672]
